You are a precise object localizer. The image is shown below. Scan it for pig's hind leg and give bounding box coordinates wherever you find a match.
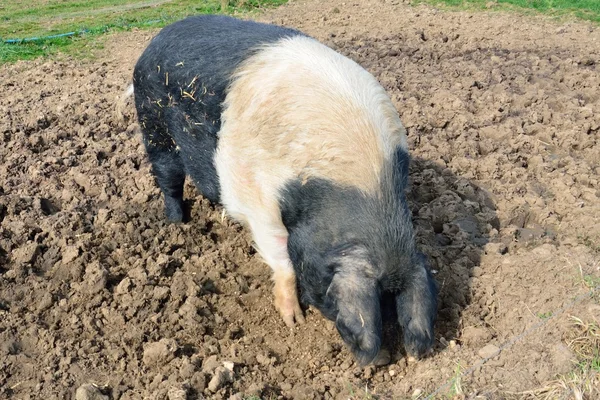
[142,132,186,223]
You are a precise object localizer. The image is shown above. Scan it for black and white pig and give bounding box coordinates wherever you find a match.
[131,15,438,366]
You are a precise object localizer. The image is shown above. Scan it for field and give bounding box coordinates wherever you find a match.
[1,0,600,399]
[421,0,600,23]
[0,0,286,63]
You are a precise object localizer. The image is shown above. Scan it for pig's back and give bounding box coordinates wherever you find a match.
[133,15,304,136]
[219,35,408,196]
[132,16,304,204]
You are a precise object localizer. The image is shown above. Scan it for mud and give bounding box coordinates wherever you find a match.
[1,0,599,399]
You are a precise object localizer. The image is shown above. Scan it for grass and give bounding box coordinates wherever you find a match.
[505,316,600,400]
[345,381,380,400]
[0,0,287,64]
[416,0,600,24]
[445,362,464,399]
[3,0,599,64]
[537,311,553,320]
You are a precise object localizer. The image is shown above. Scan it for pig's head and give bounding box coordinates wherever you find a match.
[281,177,438,366]
[313,244,383,366]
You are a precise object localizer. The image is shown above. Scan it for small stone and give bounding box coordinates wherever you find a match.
[389,370,396,377]
[228,394,244,400]
[412,388,422,398]
[223,361,234,372]
[142,339,178,367]
[75,384,109,400]
[449,340,457,348]
[478,344,500,359]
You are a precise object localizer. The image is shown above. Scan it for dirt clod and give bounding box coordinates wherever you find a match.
[201,355,220,373]
[75,384,109,400]
[81,261,108,294]
[208,366,233,392]
[62,245,80,264]
[167,386,188,400]
[142,339,178,367]
[478,344,500,359]
[11,242,40,264]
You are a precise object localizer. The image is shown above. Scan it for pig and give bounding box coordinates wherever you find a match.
[131,14,438,366]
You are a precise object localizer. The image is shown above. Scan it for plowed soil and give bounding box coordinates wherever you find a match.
[1,1,599,399]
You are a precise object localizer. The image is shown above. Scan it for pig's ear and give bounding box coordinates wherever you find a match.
[326,269,382,367]
[395,253,438,358]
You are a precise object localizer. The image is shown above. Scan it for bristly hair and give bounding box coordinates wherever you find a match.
[281,145,418,296]
[361,146,417,292]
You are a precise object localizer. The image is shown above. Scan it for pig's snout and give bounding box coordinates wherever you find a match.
[335,310,381,367]
[396,253,438,359]
[325,259,383,367]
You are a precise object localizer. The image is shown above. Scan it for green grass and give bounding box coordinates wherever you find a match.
[3,0,599,64]
[417,0,600,24]
[537,311,553,320]
[0,0,287,64]
[445,362,464,399]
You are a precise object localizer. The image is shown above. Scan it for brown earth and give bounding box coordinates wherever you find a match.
[1,0,599,399]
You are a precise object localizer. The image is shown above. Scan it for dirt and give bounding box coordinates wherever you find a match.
[1,0,599,399]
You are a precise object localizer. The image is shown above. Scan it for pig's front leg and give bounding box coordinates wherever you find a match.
[272,263,304,328]
[251,225,305,327]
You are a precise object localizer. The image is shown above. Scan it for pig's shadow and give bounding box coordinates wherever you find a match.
[381,156,499,361]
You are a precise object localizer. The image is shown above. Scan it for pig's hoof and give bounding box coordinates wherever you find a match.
[275,295,305,327]
[373,348,391,366]
[273,271,304,327]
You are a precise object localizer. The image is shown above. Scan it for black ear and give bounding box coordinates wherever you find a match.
[327,271,382,367]
[396,253,438,358]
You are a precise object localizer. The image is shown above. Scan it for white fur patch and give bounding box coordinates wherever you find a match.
[214,35,408,273]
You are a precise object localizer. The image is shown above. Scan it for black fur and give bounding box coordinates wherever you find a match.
[133,15,304,220]
[281,149,438,365]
